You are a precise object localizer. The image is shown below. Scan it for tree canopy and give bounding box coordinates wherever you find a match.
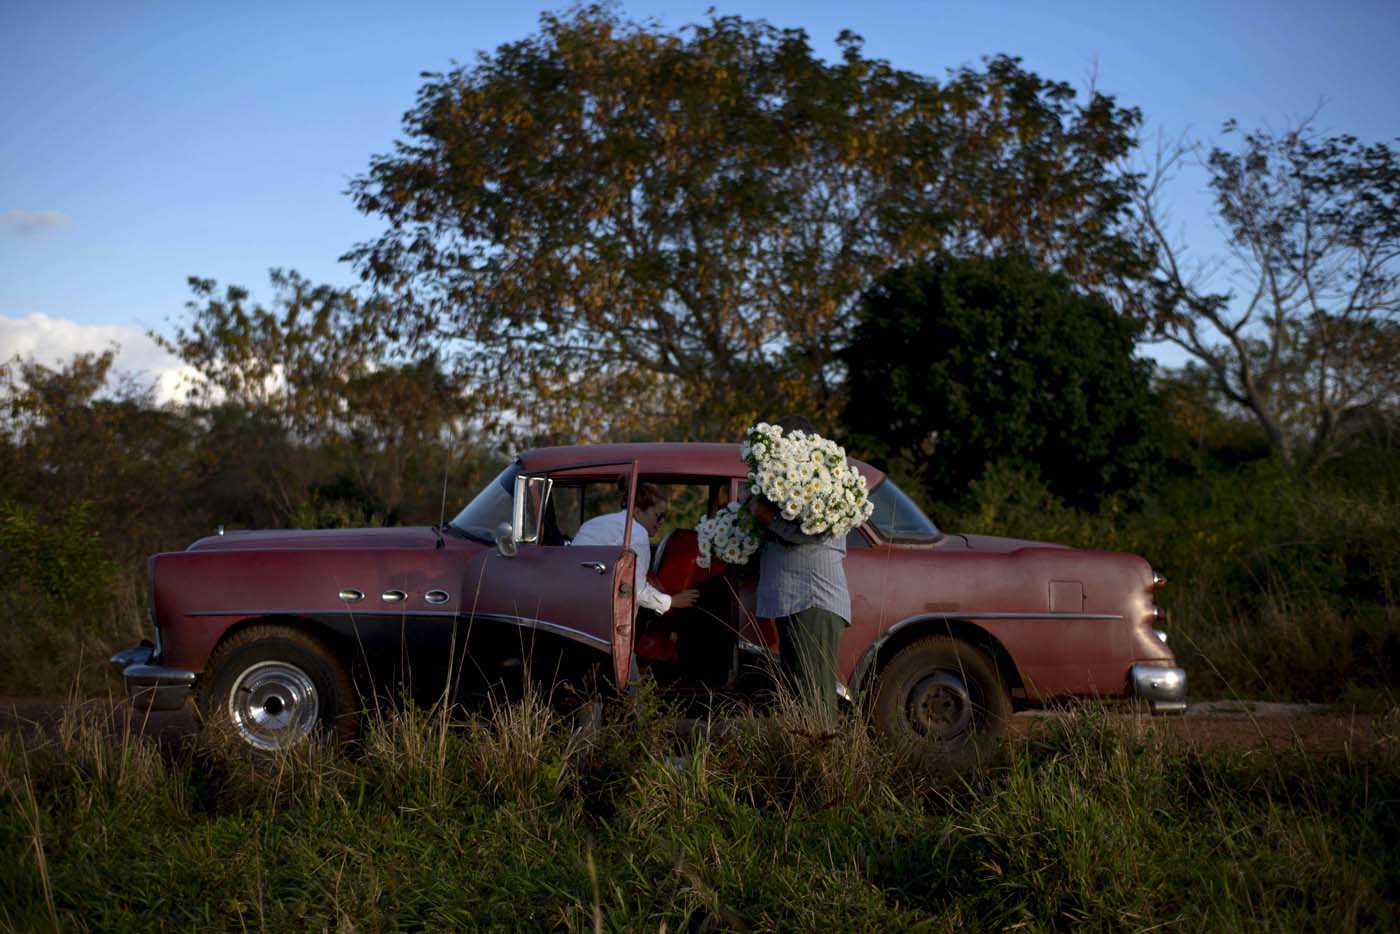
[346,6,1147,439]
[1139,120,1400,466]
[154,271,474,521]
[840,255,1159,508]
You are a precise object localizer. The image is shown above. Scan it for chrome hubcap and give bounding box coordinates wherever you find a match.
[227,660,319,750]
[906,671,974,739]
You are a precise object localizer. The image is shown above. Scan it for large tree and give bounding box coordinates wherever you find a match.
[156,269,389,439]
[156,271,474,521]
[1139,120,1400,466]
[346,7,1146,440]
[840,255,1159,508]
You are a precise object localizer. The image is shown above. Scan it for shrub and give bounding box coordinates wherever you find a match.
[0,501,140,694]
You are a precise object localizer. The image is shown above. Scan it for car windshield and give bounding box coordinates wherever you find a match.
[448,463,520,541]
[866,478,942,542]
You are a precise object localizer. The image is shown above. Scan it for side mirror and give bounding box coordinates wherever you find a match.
[494,521,517,558]
[512,474,552,544]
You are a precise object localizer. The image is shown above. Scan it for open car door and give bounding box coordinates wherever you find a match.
[611,469,639,689]
[462,459,640,691]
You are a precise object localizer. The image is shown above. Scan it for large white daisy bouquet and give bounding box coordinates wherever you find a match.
[695,422,874,568]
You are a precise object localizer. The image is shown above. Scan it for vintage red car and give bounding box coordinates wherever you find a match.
[112,442,1185,750]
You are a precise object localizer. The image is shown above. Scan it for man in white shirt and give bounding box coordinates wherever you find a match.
[571,482,698,615]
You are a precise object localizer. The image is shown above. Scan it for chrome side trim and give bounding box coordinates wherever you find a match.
[381,589,407,603]
[185,608,463,617]
[338,589,364,603]
[425,590,450,605]
[184,608,613,652]
[925,611,1122,620]
[1130,664,1187,713]
[465,614,611,651]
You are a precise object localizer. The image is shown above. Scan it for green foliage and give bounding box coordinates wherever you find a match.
[842,255,1160,508]
[0,500,133,694]
[0,702,1395,929]
[162,273,479,525]
[287,495,385,531]
[347,7,1147,438]
[158,269,387,431]
[0,501,115,615]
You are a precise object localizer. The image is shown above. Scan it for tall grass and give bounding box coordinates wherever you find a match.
[1,694,1395,930]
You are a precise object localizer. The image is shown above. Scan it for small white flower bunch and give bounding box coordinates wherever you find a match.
[694,501,761,569]
[742,421,873,538]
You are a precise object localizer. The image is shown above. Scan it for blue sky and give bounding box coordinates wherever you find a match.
[2,0,1398,388]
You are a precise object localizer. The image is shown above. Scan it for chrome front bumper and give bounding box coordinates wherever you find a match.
[1129,664,1188,713]
[110,644,197,712]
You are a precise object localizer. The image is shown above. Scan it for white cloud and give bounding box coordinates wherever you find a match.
[0,313,202,404]
[0,210,75,237]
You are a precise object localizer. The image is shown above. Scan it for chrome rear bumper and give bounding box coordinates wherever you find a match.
[1130,664,1187,713]
[110,644,197,712]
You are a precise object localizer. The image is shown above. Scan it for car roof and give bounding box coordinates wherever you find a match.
[516,442,885,487]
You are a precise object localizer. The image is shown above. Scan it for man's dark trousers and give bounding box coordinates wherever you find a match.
[776,607,846,721]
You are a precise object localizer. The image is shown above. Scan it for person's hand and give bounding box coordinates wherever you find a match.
[748,498,777,526]
[668,589,699,610]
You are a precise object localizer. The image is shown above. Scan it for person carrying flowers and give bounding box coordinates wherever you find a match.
[746,414,861,721]
[694,415,872,717]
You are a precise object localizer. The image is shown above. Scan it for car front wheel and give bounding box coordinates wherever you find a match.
[870,635,1011,746]
[200,624,357,751]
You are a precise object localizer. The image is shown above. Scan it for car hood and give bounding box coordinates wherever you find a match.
[187,526,440,552]
[951,533,1070,553]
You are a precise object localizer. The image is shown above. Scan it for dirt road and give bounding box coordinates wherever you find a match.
[1011,701,1391,756]
[0,697,195,747]
[1,697,1391,755]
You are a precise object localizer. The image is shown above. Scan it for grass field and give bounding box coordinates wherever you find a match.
[2,691,1396,931]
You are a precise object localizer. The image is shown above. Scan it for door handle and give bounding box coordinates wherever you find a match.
[579,561,608,575]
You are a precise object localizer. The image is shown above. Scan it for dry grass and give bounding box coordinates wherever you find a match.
[0,688,1395,930]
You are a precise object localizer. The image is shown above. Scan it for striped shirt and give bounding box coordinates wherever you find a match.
[756,515,851,622]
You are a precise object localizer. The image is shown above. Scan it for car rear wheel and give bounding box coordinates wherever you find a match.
[200,624,357,751]
[870,635,1011,746]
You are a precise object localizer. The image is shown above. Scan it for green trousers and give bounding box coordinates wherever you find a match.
[776,608,847,721]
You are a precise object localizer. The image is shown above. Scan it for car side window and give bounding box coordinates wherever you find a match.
[540,479,623,545]
[647,482,717,539]
[550,485,583,540]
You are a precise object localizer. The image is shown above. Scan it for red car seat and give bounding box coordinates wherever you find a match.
[647,528,726,593]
